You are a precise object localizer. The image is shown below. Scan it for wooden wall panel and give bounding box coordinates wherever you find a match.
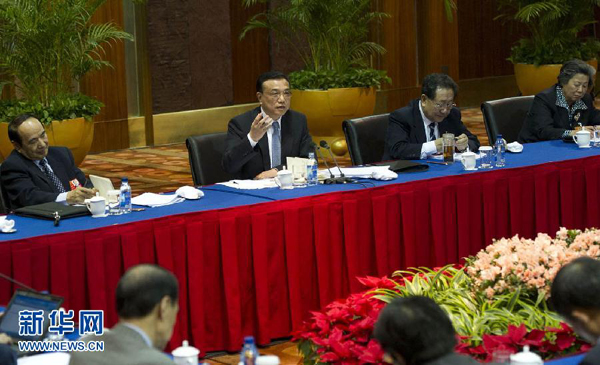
[229,0,271,104]
[457,0,520,80]
[80,0,129,152]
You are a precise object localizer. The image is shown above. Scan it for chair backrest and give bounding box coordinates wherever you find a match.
[186,133,234,186]
[0,163,7,214]
[481,95,534,143]
[343,113,390,166]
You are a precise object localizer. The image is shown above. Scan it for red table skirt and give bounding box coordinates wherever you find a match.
[1,155,599,352]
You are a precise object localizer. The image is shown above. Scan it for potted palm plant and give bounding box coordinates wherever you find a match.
[0,0,134,165]
[496,0,600,95]
[241,0,391,155]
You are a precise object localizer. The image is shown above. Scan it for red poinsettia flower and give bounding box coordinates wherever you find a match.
[356,276,397,289]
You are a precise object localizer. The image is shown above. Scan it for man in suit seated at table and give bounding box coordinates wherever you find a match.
[0,114,96,210]
[69,264,179,365]
[382,73,480,161]
[373,296,479,364]
[551,257,600,365]
[222,71,314,180]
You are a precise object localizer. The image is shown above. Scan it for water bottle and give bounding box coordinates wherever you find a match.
[240,336,259,365]
[495,134,505,167]
[306,152,318,186]
[119,177,132,214]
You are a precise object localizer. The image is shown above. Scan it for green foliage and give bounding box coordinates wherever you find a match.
[0,0,133,107]
[371,266,562,346]
[496,0,600,65]
[0,93,103,125]
[289,68,391,90]
[241,0,390,89]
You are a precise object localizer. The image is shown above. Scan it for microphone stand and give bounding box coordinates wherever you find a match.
[315,145,337,184]
[321,142,355,184]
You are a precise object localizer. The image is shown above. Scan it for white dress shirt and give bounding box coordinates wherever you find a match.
[247,108,283,169]
[33,158,68,203]
[418,101,439,159]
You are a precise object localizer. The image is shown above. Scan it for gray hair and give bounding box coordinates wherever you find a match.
[557,59,596,87]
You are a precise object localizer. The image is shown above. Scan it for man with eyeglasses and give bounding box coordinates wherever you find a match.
[383,73,480,161]
[222,71,314,180]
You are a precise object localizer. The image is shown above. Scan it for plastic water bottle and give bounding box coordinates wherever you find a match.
[240,336,259,365]
[495,134,505,167]
[119,177,132,214]
[306,152,318,186]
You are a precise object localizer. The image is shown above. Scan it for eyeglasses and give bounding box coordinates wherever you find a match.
[263,90,292,99]
[432,102,456,111]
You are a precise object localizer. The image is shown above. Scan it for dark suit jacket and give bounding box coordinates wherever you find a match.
[581,343,600,365]
[222,107,314,179]
[382,99,480,160]
[0,146,89,210]
[69,323,174,365]
[518,85,600,143]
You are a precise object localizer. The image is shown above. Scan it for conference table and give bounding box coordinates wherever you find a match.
[1,140,599,354]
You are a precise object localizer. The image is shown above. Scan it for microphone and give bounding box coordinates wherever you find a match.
[312,142,336,184]
[0,271,40,293]
[319,140,355,184]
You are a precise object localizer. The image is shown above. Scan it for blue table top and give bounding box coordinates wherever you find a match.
[1,140,598,242]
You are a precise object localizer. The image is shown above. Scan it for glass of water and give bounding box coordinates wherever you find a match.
[594,126,600,147]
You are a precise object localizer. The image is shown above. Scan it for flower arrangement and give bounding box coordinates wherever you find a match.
[294,228,600,364]
[466,228,600,299]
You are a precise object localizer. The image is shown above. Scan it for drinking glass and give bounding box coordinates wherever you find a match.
[479,146,493,169]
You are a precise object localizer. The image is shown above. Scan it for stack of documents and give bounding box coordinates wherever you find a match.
[131,193,185,207]
[218,179,278,189]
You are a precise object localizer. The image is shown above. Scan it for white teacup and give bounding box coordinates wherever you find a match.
[84,196,106,217]
[460,151,477,170]
[274,170,293,189]
[172,340,199,365]
[573,130,591,148]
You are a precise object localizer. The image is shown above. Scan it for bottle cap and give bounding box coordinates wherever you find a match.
[122,177,128,182]
[243,336,255,344]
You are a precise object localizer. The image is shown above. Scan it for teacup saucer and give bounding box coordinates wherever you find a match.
[0,228,16,234]
[578,145,592,149]
[92,213,109,218]
[464,167,478,171]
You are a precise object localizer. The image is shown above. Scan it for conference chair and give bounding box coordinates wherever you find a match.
[186,133,234,186]
[343,113,390,166]
[481,96,534,143]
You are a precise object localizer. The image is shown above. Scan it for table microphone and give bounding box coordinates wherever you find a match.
[0,271,39,293]
[312,142,336,184]
[319,140,355,184]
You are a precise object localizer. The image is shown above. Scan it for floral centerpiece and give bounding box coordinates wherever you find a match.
[294,228,600,364]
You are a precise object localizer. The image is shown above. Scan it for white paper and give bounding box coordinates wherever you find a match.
[218,179,278,190]
[131,193,184,207]
[319,166,397,181]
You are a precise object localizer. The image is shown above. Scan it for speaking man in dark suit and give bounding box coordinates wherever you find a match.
[69,264,179,365]
[222,71,314,180]
[551,257,600,365]
[0,114,96,209]
[383,73,480,161]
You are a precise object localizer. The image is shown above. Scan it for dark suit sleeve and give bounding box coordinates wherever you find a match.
[452,109,480,152]
[65,147,89,188]
[221,115,260,175]
[384,110,424,160]
[529,95,566,141]
[298,116,314,158]
[1,157,60,208]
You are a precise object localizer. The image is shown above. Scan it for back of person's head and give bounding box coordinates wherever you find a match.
[373,296,457,365]
[421,73,458,100]
[256,71,290,92]
[557,59,596,87]
[116,264,179,319]
[551,257,600,318]
[8,114,38,146]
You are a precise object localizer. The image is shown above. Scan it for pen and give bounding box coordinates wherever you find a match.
[425,161,449,166]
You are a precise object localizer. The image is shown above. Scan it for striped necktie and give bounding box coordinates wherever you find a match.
[428,123,436,141]
[271,122,281,168]
[39,159,66,193]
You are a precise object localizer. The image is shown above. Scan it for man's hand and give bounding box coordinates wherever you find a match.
[455,134,469,151]
[254,168,278,180]
[434,138,443,153]
[249,113,273,143]
[0,333,12,345]
[66,187,97,205]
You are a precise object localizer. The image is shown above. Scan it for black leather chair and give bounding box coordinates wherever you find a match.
[481,96,534,143]
[186,133,234,186]
[343,113,390,166]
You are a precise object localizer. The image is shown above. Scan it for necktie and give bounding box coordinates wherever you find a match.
[271,122,281,168]
[39,159,66,193]
[428,123,436,142]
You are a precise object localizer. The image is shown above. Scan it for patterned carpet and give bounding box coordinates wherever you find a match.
[79,107,488,196]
